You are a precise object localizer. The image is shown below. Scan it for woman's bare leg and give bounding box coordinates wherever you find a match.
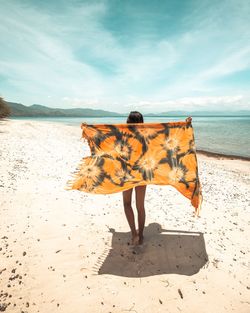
[135,185,146,244]
[122,188,139,245]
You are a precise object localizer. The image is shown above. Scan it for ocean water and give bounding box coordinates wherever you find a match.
[12,116,250,158]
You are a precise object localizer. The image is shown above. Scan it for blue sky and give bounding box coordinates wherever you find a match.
[0,0,250,113]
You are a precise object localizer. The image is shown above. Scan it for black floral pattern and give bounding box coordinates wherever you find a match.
[69,121,202,212]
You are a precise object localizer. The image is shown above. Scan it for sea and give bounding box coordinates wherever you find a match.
[12,116,250,158]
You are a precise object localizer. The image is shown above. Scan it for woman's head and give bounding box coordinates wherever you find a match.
[126,111,144,123]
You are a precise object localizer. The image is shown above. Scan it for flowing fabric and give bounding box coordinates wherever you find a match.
[67,121,203,215]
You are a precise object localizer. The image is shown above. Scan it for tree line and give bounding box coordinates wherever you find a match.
[0,97,11,118]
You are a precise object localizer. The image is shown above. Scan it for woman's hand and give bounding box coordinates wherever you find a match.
[185,116,192,124]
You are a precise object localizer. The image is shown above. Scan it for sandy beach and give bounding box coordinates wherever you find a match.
[0,119,249,313]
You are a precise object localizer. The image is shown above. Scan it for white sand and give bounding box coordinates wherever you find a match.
[0,119,249,313]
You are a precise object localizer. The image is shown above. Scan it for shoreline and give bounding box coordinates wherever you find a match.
[3,118,250,161]
[196,149,250,161]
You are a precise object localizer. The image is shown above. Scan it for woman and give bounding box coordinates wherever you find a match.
[122,112,192,246]
[123,111,146,246]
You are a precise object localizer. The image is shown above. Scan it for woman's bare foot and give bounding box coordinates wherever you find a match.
[131,230,144,245]
[130,229,140,245]
[131,232,139,245]
[138,234,144,245]
[131,230,140,246]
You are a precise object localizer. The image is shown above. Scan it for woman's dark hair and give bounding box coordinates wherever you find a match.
[126,111,144,123]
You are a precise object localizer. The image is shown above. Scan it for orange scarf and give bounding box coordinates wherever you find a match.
[67,121,202,215]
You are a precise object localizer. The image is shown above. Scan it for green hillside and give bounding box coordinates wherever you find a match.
[7,102,122,117]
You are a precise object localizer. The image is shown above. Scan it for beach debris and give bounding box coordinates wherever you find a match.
[178,289,183,299]
[48,266,55,271]
[55,250,61,253]
[160,279,170,287]
[9,274,19,281]
[212,258,219,268]
[0,293,8,299]
[0,303,8,312]
[0,268,6,275]
[159,299,163,304]
[22,251,26,256]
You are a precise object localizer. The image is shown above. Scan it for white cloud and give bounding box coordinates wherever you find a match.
[0,0,250,112]
[199,47,250,81]
[62,97,100,108]
[126,95,250,112]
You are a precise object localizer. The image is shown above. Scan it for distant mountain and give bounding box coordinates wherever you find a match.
[6,101,250,117]
[147,110,250,116]
[7,102,122,117]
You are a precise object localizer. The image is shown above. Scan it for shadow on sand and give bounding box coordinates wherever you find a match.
[97,223,208,277]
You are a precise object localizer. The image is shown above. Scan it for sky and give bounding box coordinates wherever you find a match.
[0,0,250,113]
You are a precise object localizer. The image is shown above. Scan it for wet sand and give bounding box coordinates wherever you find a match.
[0,119,249,313]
